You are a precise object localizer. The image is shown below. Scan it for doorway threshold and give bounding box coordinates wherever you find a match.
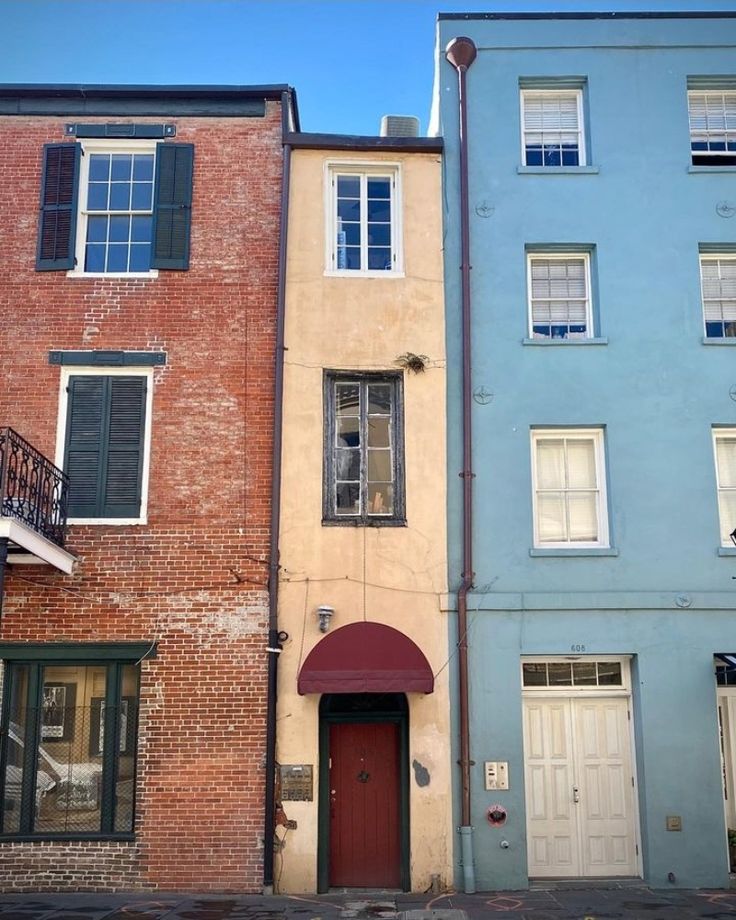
[529,877,645,890]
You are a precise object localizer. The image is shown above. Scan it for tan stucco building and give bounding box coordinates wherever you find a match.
[275,134,451,893]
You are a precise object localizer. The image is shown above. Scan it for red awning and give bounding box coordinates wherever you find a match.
[297,621,434,695]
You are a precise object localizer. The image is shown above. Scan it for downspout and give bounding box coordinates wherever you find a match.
[0,538,7,622]
[445,36,477,895]
[263,89,293,895]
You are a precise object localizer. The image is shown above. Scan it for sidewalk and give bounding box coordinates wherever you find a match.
[1,887,736,920]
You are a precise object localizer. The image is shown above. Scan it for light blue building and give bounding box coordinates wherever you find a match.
[433,11,736,891]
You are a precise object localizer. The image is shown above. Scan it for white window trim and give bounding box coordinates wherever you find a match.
[68,139,159,279]
[520,88,586,167]
[713,427,736,547]
[530,427,609,549]
[54,366,154,525]
[324,159,404,278]
[700,253,736,338]
[526,251,593,339]
[521,655,632,696]
[688,90,736,159]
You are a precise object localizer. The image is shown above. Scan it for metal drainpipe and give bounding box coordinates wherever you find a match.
[0,538,8,622]
[263,89,293,895]
[445,35,477,895]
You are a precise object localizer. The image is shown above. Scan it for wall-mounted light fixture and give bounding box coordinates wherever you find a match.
[316,605,334,633]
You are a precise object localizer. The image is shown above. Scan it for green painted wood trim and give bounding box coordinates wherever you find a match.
[0,642,157,661]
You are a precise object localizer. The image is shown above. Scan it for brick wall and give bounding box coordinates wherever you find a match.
[0,103,284,891]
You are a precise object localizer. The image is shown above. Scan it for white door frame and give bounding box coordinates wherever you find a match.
[521,656,643,879]
[716,685,736,864]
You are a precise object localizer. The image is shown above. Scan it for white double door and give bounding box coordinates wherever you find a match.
[523,696,639,878]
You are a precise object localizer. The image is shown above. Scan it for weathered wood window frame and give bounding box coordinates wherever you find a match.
[323,372,405,526]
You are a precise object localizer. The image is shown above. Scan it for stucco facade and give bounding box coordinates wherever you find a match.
[434,13,736,892]
[275,143,451,892]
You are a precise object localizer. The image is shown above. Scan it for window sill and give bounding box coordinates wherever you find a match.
[324,270,405,280]
[530,547,618,557]
[66,271,159,280]
[68,517,147,526]
[522,337,608,346]
[517,166,599,175]
[688,165,736,173]
[717,546,736,556]
[702,337,736,345]
[322,517,407,528]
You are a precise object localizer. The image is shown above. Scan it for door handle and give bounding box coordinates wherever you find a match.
[573,785,580,804]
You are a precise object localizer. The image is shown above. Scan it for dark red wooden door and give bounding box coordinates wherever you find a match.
[329,721,401,888]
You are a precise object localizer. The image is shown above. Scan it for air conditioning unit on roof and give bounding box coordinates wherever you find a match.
[380,115,420,138]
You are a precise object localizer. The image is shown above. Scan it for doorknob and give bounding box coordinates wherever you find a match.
[573,785,580,803]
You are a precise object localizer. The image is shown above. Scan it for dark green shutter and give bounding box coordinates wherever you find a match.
[65,376,147,519]
[151,143,194,270]
[36,143,81,271]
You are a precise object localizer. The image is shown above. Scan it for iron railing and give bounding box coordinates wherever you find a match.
[0,428,68,548]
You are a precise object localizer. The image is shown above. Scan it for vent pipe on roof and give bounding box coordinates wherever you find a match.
[380,115,420,137]
[445,34,477,897]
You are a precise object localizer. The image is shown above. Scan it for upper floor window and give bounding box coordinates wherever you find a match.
[326,164,401,275]
[528,253,592,339]
[701,255,736,338]
[521,90,585,167]
[323,373,404,524]
[688,91,736,166]
[36,140,194,274]
[713,429,736,547]
[531,429,609,548]
[56,369,152,523]
[78,146,155,273]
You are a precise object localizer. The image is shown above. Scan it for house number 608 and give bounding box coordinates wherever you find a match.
[570,644,586,652]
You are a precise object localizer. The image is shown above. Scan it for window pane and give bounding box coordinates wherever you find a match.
[367,416,390,448]
[110,155,132,181]
[337,416,360,448]
[367,450,391,482]
[367,199,390,222]
[335,448,360,481]
[109,182,131,211]
[109,216,130,243]
[367,224,391,247]
[536,440,565,489]
[129,244,151,273]
[87,183,108,211]
[343,248,362,270]
[367,178,391,199]
[34,665,107,834]
[567,491,598,542]
[336,385,359,415]
[114,665,139,833]
[132,155,154,181]
[716,437,736,488]
[368,384,391,414]
[522,662,547,686]
[597,662,622,686]
[572,661,597,685]
[85,244,105,273]
[537,492,566,542]
[368,248,392,271]
[131,215,152,243]
[566,439,596,488]
[547,662,572,686]
[337,199,361,222]
[718,490,736,544]
[86,216,107,243]
[3,665,30,834]
[367,483,393,515]
[107,245,128,273]
[336,482,360,515]
[131,182,153,210]
[337,176,360,197]
[88,155,110,182]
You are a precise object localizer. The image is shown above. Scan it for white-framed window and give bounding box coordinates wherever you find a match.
[325,162,401,275]
[527,252,592,339]
[54,367,154,525]
[73,140,157,276]
[521,657,627,690]
[701,255,736,338]
[688,90,736,166]
[531,428,609,548]
[713,428,736,547]
[520,89,585,167]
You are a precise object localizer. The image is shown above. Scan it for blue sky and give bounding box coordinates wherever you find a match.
[3,0,736,135]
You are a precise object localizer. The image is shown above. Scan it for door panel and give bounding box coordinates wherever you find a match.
[524,696,638,878]
[329,721,401,888]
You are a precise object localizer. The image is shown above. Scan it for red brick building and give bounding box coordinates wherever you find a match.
[0,84,296,891]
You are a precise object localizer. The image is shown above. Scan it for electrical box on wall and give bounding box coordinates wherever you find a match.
[484,761,509,790]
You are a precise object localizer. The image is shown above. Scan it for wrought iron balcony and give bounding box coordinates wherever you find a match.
[0,428,75,573]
